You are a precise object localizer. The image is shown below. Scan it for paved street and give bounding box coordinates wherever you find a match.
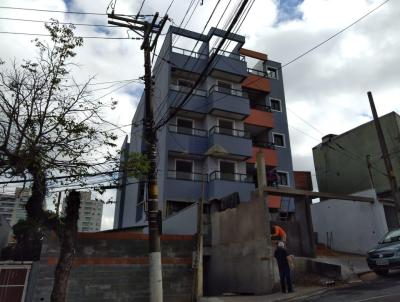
[302,272,400,302]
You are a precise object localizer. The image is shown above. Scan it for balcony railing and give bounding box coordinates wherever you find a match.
[170,84,207,97]
[252,140,275,149]
[208,84,248,98]
[210,48,245,61]
[247,67,268,77]
[167,170,208,182]
[172,46,207,59]
[209,171,253,183]
[250,103,271,112]
[168,124,208,137]
[209,126,250,139]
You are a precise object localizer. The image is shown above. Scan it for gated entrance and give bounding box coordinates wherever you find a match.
[0,262,31,302]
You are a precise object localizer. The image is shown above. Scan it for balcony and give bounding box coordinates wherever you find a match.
[242,69,271,94]
[247,141,278,167]
[169,85,208,115]
[171,46,208,74]
[164,170,207,201]
[208,171,255,201]
[208,85,250,120]
[208,126,252,159]
[244,104,274,129]
[167,124,208,155]
[208,49,247,82]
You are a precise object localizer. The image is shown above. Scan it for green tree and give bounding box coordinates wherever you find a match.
[0,21,146,302]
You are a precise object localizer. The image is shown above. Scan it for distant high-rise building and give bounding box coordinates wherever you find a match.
[0,187,31,227]
[62,191,103,232]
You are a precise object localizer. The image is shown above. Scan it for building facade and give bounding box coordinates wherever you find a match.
[114,26,295,228]
[62,191,103,232]
[0,188,31,227]
[312,112,400,196]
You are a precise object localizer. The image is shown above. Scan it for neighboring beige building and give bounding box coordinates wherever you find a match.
[62,191,103,232]
[0,188,31,227]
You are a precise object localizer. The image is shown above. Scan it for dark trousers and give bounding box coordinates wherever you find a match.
[279,267,293,293]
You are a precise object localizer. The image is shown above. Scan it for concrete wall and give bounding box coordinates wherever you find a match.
[31,232,194,302]
[313,112,400,195]
[206,198,274,296]
[311,189,388,255]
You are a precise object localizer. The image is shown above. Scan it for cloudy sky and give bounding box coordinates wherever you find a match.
[0,0,399,230]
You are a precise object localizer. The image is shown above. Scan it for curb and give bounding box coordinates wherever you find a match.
[271,288,330,302]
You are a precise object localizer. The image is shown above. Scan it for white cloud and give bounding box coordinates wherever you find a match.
[1,0,399,227]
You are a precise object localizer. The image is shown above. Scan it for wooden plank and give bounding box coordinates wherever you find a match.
[262,186,375,203]
[239,48,268,61]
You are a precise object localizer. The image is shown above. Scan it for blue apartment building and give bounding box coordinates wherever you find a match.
[114,26,295,229]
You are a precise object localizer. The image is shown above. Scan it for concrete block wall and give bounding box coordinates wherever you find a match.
[31,232,194,302]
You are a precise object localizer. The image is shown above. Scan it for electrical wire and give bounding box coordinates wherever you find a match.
[0,17,118,28]
[0,31,142,40]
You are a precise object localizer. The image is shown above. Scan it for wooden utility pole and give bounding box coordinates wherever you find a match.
[108,12,167,302]
[367,91,400,219]
[366,155,376,191]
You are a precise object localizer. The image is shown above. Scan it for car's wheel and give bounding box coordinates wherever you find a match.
[374,269,389,276]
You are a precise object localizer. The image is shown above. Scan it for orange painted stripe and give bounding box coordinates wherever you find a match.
[47,257,192,266]
[239,48,268,61]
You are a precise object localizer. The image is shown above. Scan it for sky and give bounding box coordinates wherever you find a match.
[0,0,399,230]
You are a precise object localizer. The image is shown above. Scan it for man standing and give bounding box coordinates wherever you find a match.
[274,241,294,293]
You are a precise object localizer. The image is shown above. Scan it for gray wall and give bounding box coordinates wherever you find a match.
[206,197,274,295]
[313,112,400,195]
[31,232,194,302]
[311,189,388,254]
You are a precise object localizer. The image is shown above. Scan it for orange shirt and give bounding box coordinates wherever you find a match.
[272,225,286,239]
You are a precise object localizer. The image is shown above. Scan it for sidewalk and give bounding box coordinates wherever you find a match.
[200,286,329,302]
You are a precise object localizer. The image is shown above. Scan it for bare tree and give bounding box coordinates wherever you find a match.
[0,21,145,301]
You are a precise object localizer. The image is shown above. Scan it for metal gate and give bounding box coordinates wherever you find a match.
[0,263,31,302]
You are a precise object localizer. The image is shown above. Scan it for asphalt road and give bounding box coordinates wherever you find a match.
[301,271,400,302]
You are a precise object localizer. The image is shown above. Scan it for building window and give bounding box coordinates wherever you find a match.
[175,159,194,180]
[177,79,194,92]
[219,160,236,181]
[217,80,232,94]
[267,67,278,79]
[166,200,194,217]
[270,98,281,112]
[277,172,289,186]
[176,118,194,135]
[217,118,234,136]
[273,133,286,148]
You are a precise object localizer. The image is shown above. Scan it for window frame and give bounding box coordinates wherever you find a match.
[272,132,286,148]
[277,171,290,187]
[266,66,279,80]
[217,117,235,136]
[176,117,194,135]
[218,159,237,181]
[217,80,233,94]
[270,97,282,112]
[175,158,194,180]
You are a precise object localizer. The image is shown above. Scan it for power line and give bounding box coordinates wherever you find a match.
[0,16,117,28]
[0,5,154,17]
[281,0,390,68]
[0,31,142,40]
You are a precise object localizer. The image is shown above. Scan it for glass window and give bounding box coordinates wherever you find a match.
[218,119,234,136]
[381,229,400,243]
[267,67,278,79]
[219,161,235,181]
[270,99,281,111]
[177,118,193,135]
[277,172,289,186]
[217,81,232,94]
[273,133,285,147]
[176,160,193,180]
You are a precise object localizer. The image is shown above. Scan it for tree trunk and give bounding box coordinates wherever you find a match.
[25,167,46,221]
[50,190,80,302]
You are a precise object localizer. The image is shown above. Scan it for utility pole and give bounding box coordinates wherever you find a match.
[108,12,167,302]
[367,91,400,221]
[366,155,376,191]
